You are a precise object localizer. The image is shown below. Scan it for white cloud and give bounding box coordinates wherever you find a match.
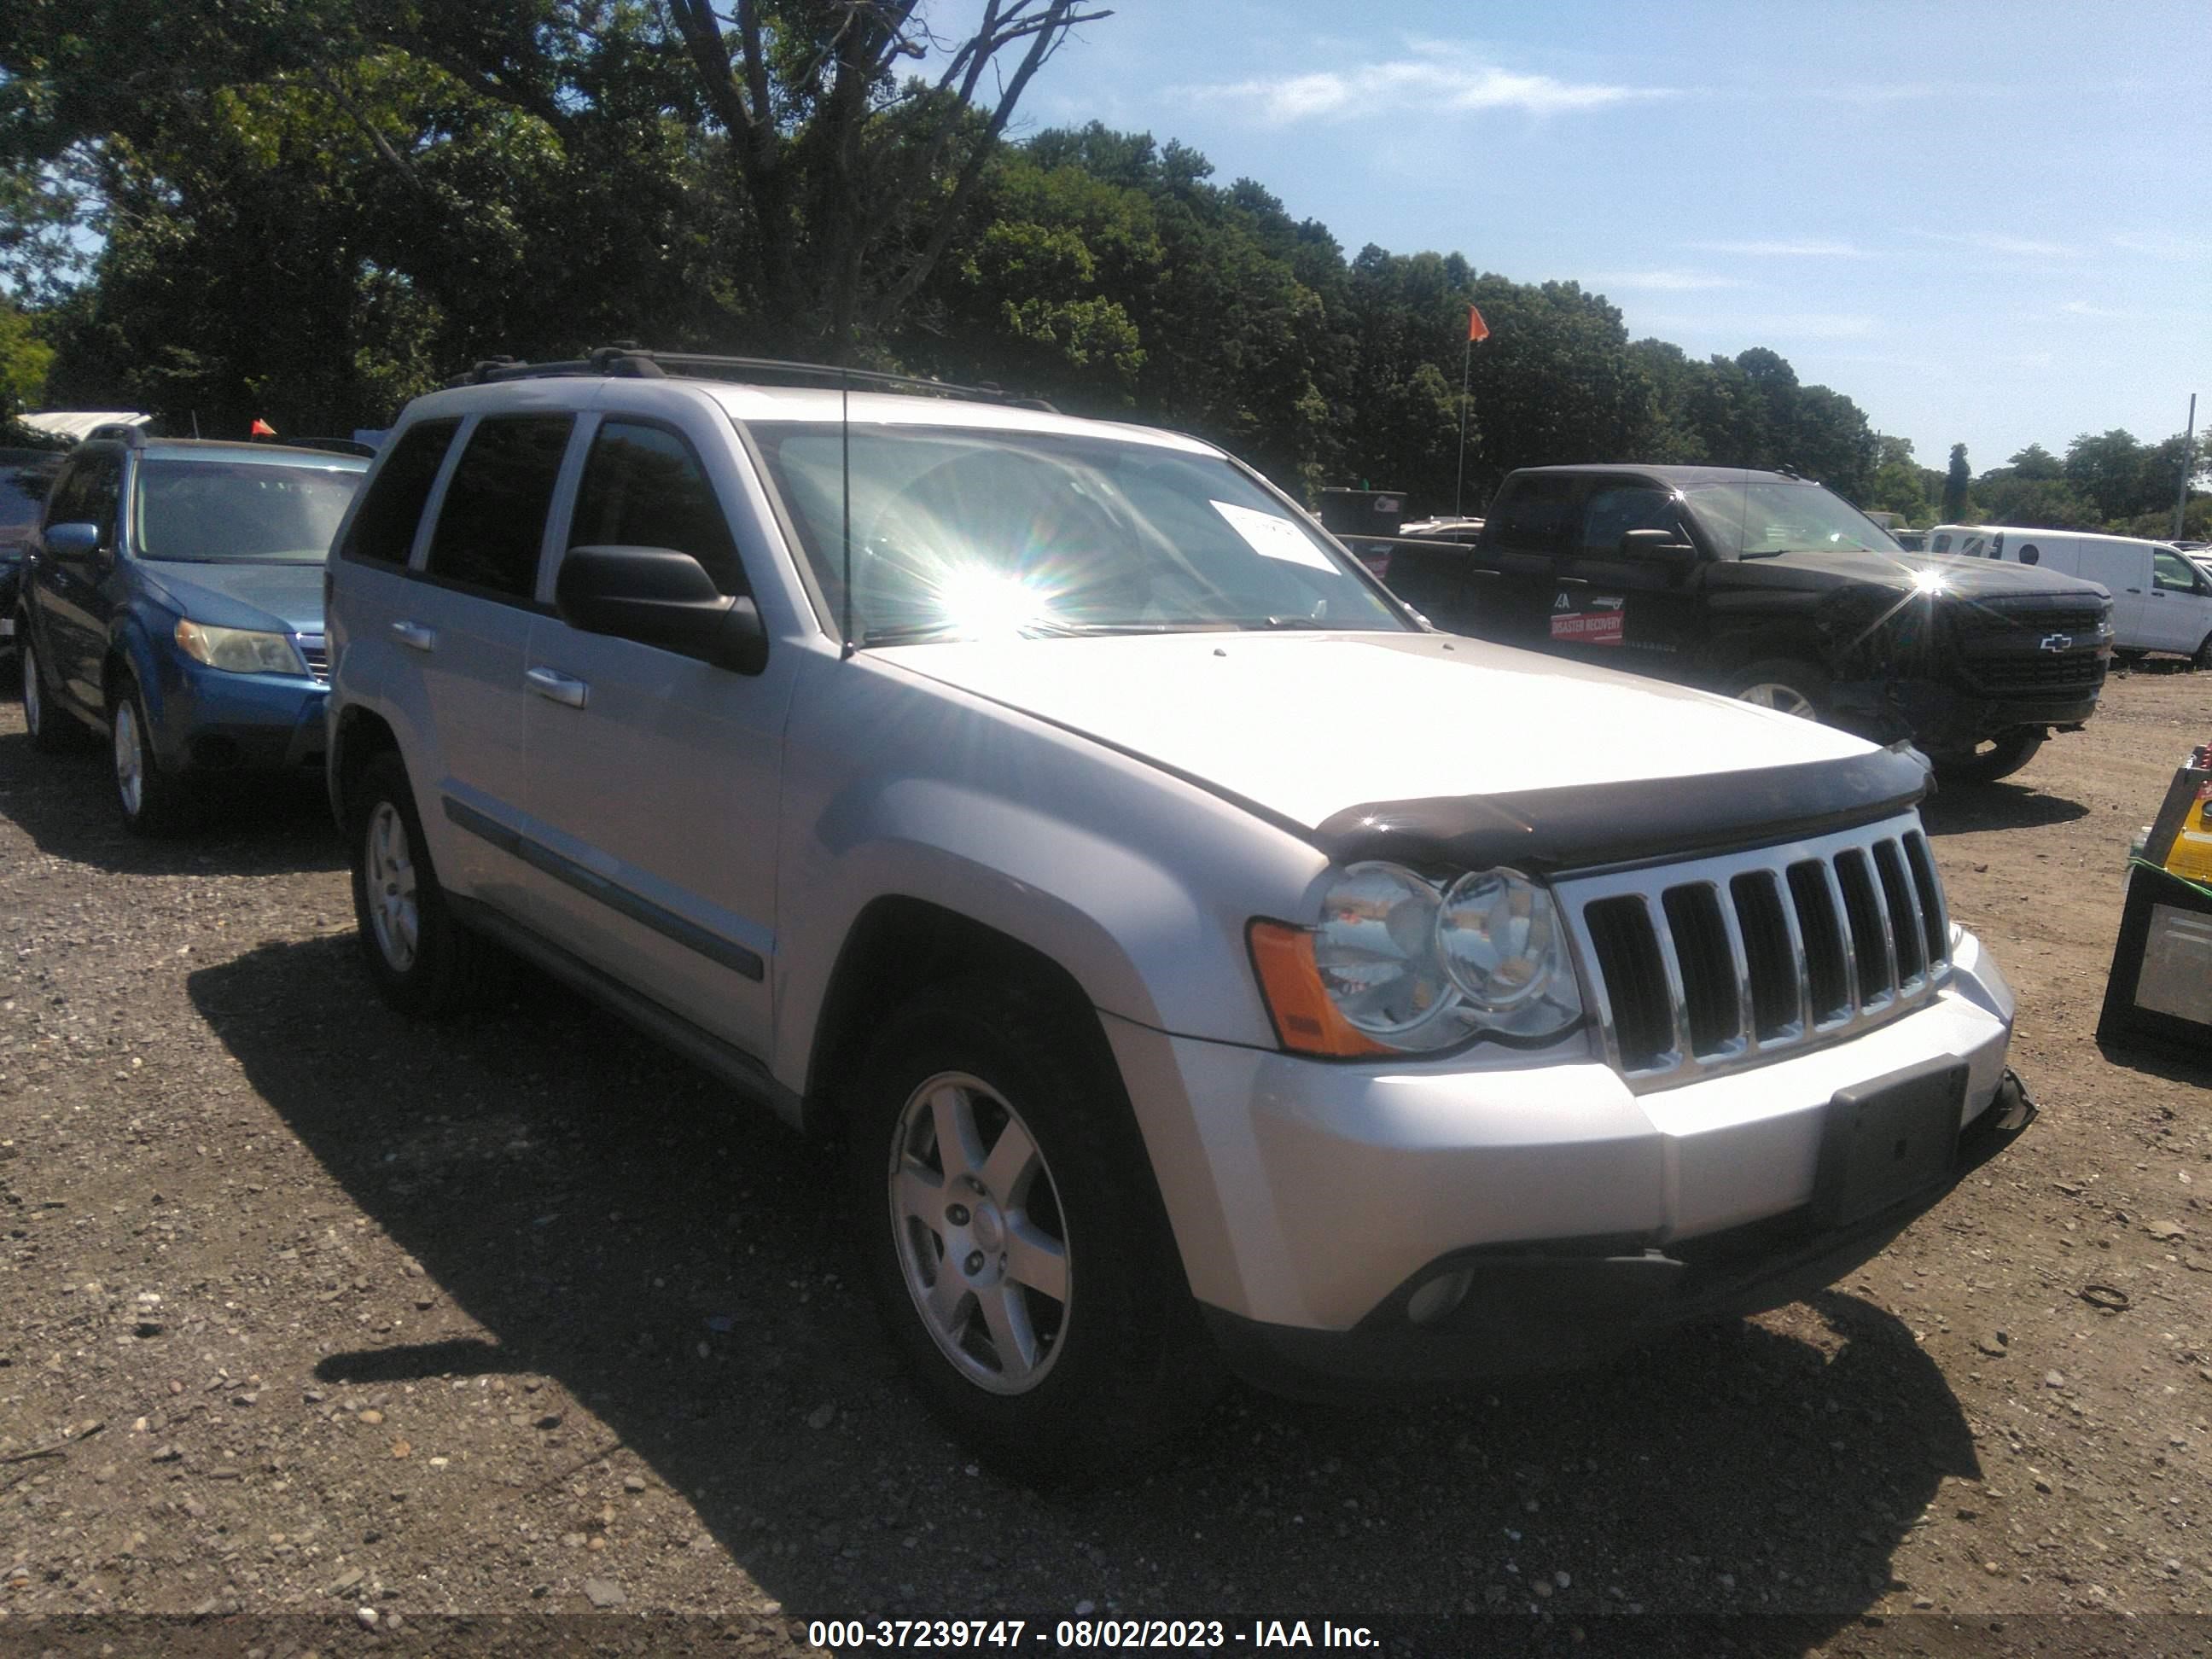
[1595,270,1751,292]
[1685,238,1873,259]
[2061,300,2133,319]
[1911,230,2078,259]
[1177,58,1673,125]
[1642,311,1881,341]
[2110,230,2212,259]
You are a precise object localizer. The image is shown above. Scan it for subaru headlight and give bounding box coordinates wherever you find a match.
[174,618,306,676]
[1250,862,1584,1057]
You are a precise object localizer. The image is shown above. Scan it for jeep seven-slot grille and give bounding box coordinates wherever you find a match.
[1560,816,1951,1091]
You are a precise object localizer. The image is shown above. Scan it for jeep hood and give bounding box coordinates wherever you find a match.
[876,630,1889,844]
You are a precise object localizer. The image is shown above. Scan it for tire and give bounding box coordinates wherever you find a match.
[1931,727,2045,785]
[846,975,1220,1481]
[1721,657,1829,721]
[108,668,206,835]
[2193,633,2212,672]
[19,627,83,754]
[346,750,500,1016]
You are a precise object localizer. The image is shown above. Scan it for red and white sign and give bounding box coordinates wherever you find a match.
[1549,593,1625,646]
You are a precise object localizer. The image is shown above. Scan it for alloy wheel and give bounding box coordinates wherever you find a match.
[113,697,143,818]
[20,638,41,736]
[364,800,421,972]
[888,1071,1070,1395]
[1735,682,1817,719]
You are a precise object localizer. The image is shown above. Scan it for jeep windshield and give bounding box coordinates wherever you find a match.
[1678,479,1904,560]
[745,424,1408,644]
[133,459,364,563]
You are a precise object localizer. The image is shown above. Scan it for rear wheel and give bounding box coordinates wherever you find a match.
[347,750,501,1016]
[1931,727,2045,785]
[20,629,82,754]
[847,976,1220,1481]
[2194,632,2212,672]
[1723,658,1829,720]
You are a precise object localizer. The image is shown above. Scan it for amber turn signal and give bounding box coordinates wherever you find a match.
[1247,920,1385,1058]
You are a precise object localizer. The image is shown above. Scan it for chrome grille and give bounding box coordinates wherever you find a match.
[295,633,329,684]
[1560,814,1951,1091]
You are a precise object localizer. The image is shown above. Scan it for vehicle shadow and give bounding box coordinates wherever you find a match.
[189,937,1982,1649]
[1920,781,2091,835]
[0,723,342,876]
[2093,1035,2212,1090]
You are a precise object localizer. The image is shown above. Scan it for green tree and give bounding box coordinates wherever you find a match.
[2064,428,2151,520]
[1941,443,1971,521]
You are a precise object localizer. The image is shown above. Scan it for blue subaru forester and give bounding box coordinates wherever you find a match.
[15,430,369,833]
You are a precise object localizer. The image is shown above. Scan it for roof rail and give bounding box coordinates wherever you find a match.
[84,422,150,448]
[446,346,1058,412]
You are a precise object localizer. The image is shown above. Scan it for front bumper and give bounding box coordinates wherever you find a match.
[1103,930,2019,1383]
[151,653,328,776]
[1829,674,2101,750]
[1204,1070,2034,1396]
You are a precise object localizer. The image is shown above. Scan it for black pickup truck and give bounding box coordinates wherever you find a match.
[1364,464,2113,783]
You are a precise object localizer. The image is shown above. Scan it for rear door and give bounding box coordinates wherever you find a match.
[521,412,796,1059]
[1459,474,1580,651]
[406,410,579,905]
[32,449,125,713]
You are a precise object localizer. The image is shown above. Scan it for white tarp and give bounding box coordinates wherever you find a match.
[19,410,153,443]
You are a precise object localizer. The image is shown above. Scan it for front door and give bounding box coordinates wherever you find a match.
[2148,548,2212,655]
[1545,480,1705,680]
[521,416,796,1061]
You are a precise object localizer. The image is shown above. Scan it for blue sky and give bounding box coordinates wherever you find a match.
[1017,0,2210,476]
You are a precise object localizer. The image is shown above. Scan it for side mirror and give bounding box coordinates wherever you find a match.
[1618,527,1698,564]
[556,544,769,675]
[44,521,101,560]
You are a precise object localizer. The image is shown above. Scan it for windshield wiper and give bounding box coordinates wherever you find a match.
[1241,614,1330,630]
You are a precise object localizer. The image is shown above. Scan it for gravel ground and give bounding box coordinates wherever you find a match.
[1,667,2208,1657]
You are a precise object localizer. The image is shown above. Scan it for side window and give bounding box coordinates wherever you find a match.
[2153,550,2201,593]
[2018,543,2040,566]
[425,414,576,601]
[1487,477,1578,556]
[341,418,461,566]
[568,421,744,595]
[1930,533,1951,554]
[41,462,90,528]
[1578,486,1677,555]
[46,453,122,544]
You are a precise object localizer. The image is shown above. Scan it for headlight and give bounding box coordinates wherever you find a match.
[1252,861,1585,1057]
[174,618,306,676]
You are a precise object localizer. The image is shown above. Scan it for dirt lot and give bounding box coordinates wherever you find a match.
[0,668,2208,1656]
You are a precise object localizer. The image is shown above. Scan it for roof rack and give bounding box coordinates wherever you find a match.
[84,422,150,448]
[447,346,1057,413]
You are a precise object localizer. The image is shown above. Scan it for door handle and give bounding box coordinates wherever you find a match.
[525,666,589,708]
[391,620,437,651]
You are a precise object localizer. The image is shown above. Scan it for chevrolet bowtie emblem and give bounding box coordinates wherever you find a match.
[2039,633,2070,651]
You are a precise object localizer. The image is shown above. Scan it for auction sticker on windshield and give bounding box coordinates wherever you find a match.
[1211,499,1338,573]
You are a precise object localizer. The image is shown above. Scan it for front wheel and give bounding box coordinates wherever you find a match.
[1722,657,1829,720]
[847,977,1219,1481]
[1931,728,2045,785]
[346,751,501,1016]
[2194,633,2212,672]
[109,670,205,835]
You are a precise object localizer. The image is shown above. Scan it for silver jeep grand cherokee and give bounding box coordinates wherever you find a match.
[324,350,2033,1476]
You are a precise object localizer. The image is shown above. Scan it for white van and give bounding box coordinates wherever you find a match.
[1930,524,2212,663]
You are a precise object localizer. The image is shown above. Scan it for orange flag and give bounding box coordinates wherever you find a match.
[249,418,276,437]
[1467,306,1490,344]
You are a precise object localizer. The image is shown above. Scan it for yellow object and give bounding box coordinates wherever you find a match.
[2167,789,2212,882]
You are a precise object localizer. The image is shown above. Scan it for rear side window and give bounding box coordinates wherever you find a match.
[341,419,459,566]
[1488,476,1578,555]
[426,415,575,600]
[568,421,744,595]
